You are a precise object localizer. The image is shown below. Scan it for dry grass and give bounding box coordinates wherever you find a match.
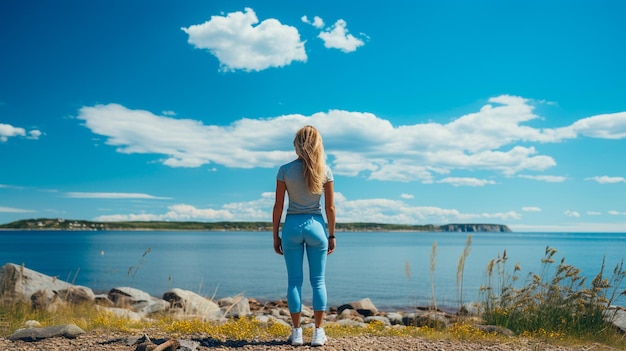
[480,246,626,348]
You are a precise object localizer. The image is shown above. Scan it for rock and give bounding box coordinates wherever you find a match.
[57,285,95,304]
[0,263,90,302]
[22,320,41,328]
[94,293,114,306]
[163,288,222,320]
[301,305,314,318]
[178,339,201,351]
[31,289,64,312]
[97,305,143,322]
[386,312,404,325]
[460,302,483,316]
[8,324,85,341]
[417,311,449,329]
[606,306,626,333]
[338,308,364,322]
[338,298,379,317]
[109,287,169,315]
[218,296,251,318]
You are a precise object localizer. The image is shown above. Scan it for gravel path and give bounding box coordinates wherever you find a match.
[0,331,596,351]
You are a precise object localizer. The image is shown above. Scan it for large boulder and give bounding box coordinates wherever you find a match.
[163,288,222,320]
[0,263,94,303]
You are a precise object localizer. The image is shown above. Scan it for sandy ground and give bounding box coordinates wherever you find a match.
[0,330,598,351]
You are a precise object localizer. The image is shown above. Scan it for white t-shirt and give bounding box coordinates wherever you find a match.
[276,159,334,215]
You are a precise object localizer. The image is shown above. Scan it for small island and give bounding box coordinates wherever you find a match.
[0,218,511,232]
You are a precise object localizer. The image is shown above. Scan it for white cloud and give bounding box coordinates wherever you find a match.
[77,95,626,183]
[301,15,324,29]
[94,192,520,225]
[28,130,42,140]
[608,210,626,216]
[182,8,306,72]
[0,123,42,142]
[564,210,581,218]
[518,175,567,182]
[437,177,495,187]
[567,112,626,139]
[400,193,414,199]
[0,206,35,213]
[318,19,364,53]
[0,123,25,142]
[522,207,542,212]
[585,176,626,184]
[65,192,171,200]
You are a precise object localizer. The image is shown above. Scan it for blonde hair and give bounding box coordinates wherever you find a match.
[293,125,326,195]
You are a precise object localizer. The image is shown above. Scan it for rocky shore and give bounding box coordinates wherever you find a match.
[1,263,623,350]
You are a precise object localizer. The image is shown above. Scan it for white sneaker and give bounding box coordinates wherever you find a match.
[288,327,303,346]
[311,327,327,347]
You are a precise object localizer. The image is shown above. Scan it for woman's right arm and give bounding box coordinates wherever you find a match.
[272,180,286,255]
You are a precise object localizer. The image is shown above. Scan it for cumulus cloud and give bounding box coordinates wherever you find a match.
[567,112,626,139]
[608,210,626,216]
[0,123,41,142]
[93,192,521,224]
[318,19,364,52]
[182,8,306,72]
[518,175,567,182]
[564,210,581,218]
[400,193,414,199]
[65,192,171,200]
[437,177,496,187]
[77,95,626,183]
[585,176,626,184]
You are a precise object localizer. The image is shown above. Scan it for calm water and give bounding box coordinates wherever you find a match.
[1,230,624,309]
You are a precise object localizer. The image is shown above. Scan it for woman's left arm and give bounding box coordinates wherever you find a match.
[324,181,336,254]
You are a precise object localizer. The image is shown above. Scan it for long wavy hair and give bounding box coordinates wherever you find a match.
[293,125,326,195]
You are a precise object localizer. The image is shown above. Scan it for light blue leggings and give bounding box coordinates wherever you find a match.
[281,214,328,313]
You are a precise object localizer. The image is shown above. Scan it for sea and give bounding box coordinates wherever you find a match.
[1,230,624,310]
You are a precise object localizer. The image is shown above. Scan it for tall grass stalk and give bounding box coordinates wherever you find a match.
[128,247,151,287]
[456,234,472,310]
[430,241,437,310]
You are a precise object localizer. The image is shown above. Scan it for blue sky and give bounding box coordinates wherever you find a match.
[1,1,625,232]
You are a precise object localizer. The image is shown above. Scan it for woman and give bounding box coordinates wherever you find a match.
[272,125,336,347]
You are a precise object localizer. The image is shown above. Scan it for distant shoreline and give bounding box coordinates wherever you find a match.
[0,218,512,233]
